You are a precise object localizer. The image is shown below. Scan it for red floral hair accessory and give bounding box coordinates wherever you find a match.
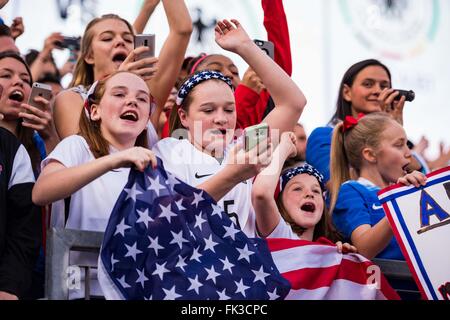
[342,113,365,132]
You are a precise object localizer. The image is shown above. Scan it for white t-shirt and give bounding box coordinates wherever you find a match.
[43,135,130,232]
[48,126,158,229]
[267,220,300,240]
[153,138,256,237]
[9,144,35,189]
[43,134,158,299]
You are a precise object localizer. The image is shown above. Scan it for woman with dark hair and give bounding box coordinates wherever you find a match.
[306,59,410,187]
[0,51,58,174]
[0,52,46,300]
[330,59,393,125]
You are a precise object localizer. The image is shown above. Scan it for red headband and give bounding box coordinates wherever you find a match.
[190,54,209,75]
[342,113,365,132]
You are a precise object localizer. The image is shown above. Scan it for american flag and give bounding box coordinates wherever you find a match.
[98,159,399,300]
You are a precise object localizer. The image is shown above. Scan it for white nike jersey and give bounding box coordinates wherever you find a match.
[153,138,256,237]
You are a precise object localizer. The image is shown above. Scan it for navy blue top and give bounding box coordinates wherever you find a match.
[332,179,404,260]
[306,126,333,184]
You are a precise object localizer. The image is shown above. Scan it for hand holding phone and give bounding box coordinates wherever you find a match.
[23,83,52,124]
[28,83,52,108]
[134,34,156,62]
[244,123,269,152]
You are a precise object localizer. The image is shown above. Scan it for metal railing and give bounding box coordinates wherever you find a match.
[44,227,104,300]
[373,258,413,280]
[373,258,421,299]
[44,228,420,299]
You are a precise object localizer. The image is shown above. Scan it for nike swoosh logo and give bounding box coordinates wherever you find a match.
[372,204,384,211]
[195,172,213,179]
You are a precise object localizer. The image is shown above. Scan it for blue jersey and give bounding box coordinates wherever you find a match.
[305,126,333,184]
[306,125,428,185]
[332,179,404,260]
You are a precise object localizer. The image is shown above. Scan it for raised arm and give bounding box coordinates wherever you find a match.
[262,0,292,75]
[133,0,160,34]
[234,0,292,129]
[215,20,306,145]
[148,0,192,128]
[252,132,296,237]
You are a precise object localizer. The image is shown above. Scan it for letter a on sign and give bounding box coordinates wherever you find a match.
[420,190,450,228]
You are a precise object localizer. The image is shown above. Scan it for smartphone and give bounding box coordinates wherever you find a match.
[23,83,52,123]
[244,123,269,152]
[55,36,81,51]
[393,89,415,102]
[134,34,155,62]
[254,39,275,60]
[28,82,52,108]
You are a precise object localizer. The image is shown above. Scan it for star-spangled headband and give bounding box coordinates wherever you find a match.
[83,79,156,120]
[280,163,325,191]
[176,70,233,106]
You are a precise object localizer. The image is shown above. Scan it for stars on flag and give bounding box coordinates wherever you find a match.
[99,161,290,300]
[114,218,131,237]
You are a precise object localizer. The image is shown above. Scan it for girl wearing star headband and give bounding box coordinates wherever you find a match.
[153,19,306,237]
[329,112,426,260]
[0,51,58,175]
[33,71,158,299]
[252,132,355,254]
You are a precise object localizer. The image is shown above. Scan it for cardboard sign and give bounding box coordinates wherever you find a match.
[378,166,450,300]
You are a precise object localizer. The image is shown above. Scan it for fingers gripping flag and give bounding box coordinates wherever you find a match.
[98,158,291,300]
[98,159,399,300]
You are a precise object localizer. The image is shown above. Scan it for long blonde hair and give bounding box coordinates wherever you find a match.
[70,14,134,88]
[329,113,393,213]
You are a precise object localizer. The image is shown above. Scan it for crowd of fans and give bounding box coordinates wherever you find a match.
[0,0,449,300]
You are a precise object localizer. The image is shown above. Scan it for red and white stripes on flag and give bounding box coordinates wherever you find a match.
[267,238,400,300]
